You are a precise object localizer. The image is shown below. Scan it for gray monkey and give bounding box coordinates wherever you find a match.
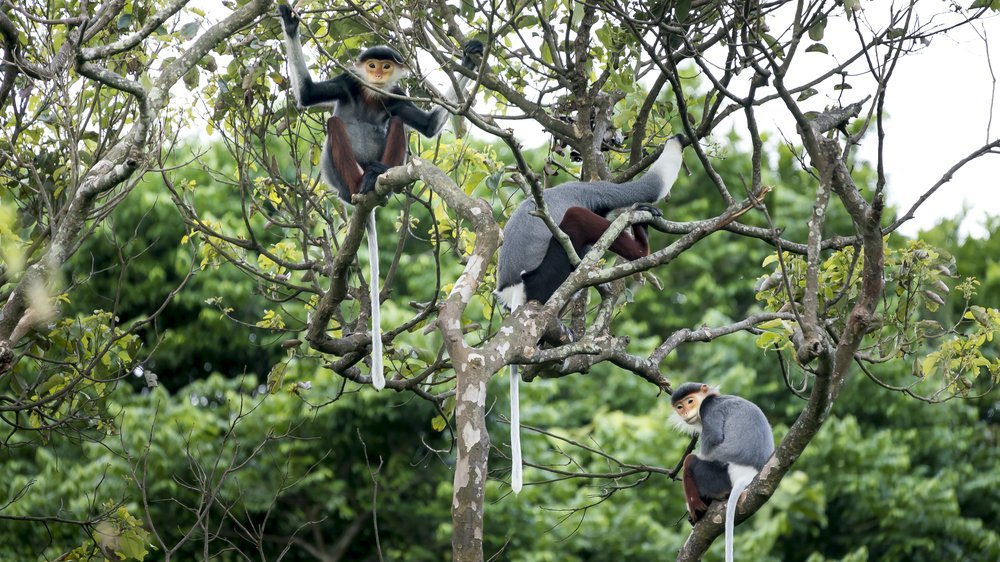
[671,382,774,562]
[494,134,687,494]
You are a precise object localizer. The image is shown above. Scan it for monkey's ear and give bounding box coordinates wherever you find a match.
[700,384,710,393]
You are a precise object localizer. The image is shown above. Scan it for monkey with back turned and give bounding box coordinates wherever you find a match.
[492,134,688,494]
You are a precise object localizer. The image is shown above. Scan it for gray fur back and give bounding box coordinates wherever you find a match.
[497,177,662,290]
[700,395,774,469]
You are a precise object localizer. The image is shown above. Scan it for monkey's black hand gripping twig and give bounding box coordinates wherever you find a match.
[277,4,299,38]
[633,203,663,222]
[461,39,485,68]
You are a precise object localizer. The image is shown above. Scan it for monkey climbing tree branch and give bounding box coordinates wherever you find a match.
[510,172,582,268]
[508,188,770,393]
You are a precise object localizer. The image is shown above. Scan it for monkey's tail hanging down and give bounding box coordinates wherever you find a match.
[725,473,755,562]
[507,292,526,494]
[510,363,522,493]
[366,210,385,390]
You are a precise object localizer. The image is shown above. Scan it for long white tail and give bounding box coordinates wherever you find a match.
[725,474,754,562]
[366,211,385,390]
[505,289,525,494]
[510,364,522,493]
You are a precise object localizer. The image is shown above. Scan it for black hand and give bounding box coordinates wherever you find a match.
[461,39,485,70]
[635,203,663,222]
[359,163,391,195]
[277,4,299,37]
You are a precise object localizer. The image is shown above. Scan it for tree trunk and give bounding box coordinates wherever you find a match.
[451,359,491,562]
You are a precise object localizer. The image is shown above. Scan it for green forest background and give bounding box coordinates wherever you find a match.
[4,136,998,561]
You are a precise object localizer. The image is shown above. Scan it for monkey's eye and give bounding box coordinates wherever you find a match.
[368,62,376,69]
[383,63,392,70]
[686,398,694,405]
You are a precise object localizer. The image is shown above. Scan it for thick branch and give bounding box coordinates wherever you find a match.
[79,0,188,61]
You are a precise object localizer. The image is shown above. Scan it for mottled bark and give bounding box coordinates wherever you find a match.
[377,160,502,562]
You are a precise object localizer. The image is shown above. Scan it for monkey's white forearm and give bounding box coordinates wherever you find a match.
[442,73,472,104]
[427,73,473,136]
[283,33,310,108]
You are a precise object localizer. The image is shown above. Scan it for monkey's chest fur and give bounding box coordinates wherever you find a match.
[334,97,396,165]
[320,91,404,201]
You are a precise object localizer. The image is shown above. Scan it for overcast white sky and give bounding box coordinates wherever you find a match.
[695,9,999,239]
[858,16,999,238]
[771,8,1000,239]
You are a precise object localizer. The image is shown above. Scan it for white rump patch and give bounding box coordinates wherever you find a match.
[495,283,526,311]
[728,463,759,484]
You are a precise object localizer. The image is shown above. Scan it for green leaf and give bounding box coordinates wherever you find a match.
[755,331,783,349]
[921,352,939,376]
[762,33,785,58]
[676,0,691,21]
[805,43,829,55]
[183,67,200,89]
[117,14,133,30]
[266,363,287,394]
[969,0,1000,9]
[199,55,218,72]
[757,318,785,330]
[808,16,827,41]
[117,532,150,560]
[797,88,818,101]
[180,22,199,40]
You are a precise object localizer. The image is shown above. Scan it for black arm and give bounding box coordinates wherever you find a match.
[278,4,353,108]
[390,40,483,136]
[297,74,354,107]
[390,99,448,137]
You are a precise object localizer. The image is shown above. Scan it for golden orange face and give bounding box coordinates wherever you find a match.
[672,385,712,424]
[360,59,400,86]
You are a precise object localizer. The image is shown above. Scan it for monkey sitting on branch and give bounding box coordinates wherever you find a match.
[277,3,482,389]
[671,382,775,562]
[493,134,687,494]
